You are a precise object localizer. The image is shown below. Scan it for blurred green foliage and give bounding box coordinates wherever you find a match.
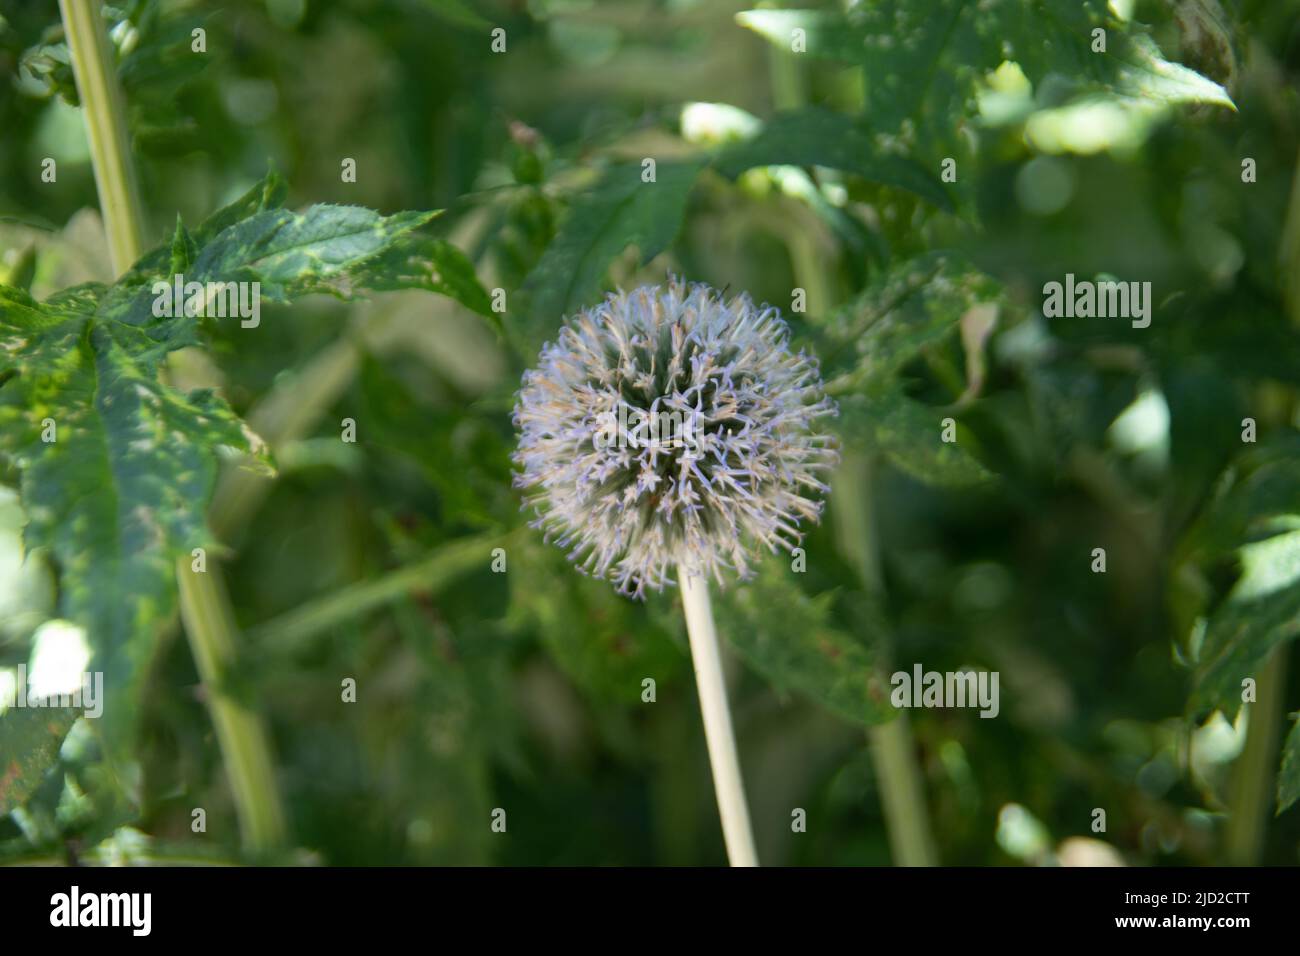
[2,0,1300,866]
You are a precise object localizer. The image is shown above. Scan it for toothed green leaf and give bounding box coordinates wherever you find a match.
[0,707,79,816]
[0,174,491,746]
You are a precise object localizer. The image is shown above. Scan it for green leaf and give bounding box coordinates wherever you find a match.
[0,284,259,741]
[168,216,198,276]
[418,0,493,31]
[249,531,506,657]
[123,173,491,321]
[122,172,289,283]
[192,173,290,247]
[825,252,999,380]
[512,539,682,706]
[714,561,895,725]
[1280,715,1300,814]
[0,707,79,816]
[738,2,1108,133]
[821,253,1000,488]
[1112,34,1235,109]
[1185,452,1300,558]
[712,108,951,210]
[838,387,992,488]
[737,3,1231,158]
[348,235,495,323]
[0,175,492,746]
[520,161,704,343]
[186,204,439,301]
[117,10,212,104]
[1193,529,1300,717]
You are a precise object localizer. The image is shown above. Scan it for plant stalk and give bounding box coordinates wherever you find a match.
[763,36,937,865]
[1224,647,1288,864]
[834,452,939,866]
[1224,144,1300,861]
[679,566,759,867]
[58,0,146,277]
[250,530,512,655]
[177,566,287,851]
[60,0,286,853]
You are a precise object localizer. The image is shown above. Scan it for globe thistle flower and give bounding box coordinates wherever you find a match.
[513,278,838,598]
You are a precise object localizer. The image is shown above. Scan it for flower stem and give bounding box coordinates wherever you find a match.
[678,566,759,867]
[60,0,286,853]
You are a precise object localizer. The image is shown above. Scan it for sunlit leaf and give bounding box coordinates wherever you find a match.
[1193,529,1300,717]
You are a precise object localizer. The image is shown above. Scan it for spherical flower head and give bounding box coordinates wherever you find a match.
[513,278,838,598]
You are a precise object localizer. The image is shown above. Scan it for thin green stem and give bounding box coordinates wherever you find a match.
[765,37,938,864]
[760,35,939,863]
[249,530,513,656]
[766,41,806,112]
[177,566,287,852]
[58,0,146,275]
[1223,144,1300,862]
[1282,146,1300,327]
[1224,647,1288,864]
[834,452,939,866]
[60,0,286,853]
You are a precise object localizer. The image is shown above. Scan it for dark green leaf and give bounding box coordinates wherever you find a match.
[419,0,493,31]
[520,161,704,343]
[123,172,289,284]
[713,109,951,210]
[1193,529,1300,717]
[824,252,999,380]
[0,283,259,741]
[0,179,490,746]
[838,388,992,488]
[714,560,894,725]
[1185,452,1300,559]
[737,3,1230,156]
[168,216,198,276]
[0,707,79,816]
[1279,715,1300,814]
[348,235,495,323]
[512,539,682,705]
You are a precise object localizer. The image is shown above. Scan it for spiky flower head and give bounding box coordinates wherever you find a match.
[513,278,838,598]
